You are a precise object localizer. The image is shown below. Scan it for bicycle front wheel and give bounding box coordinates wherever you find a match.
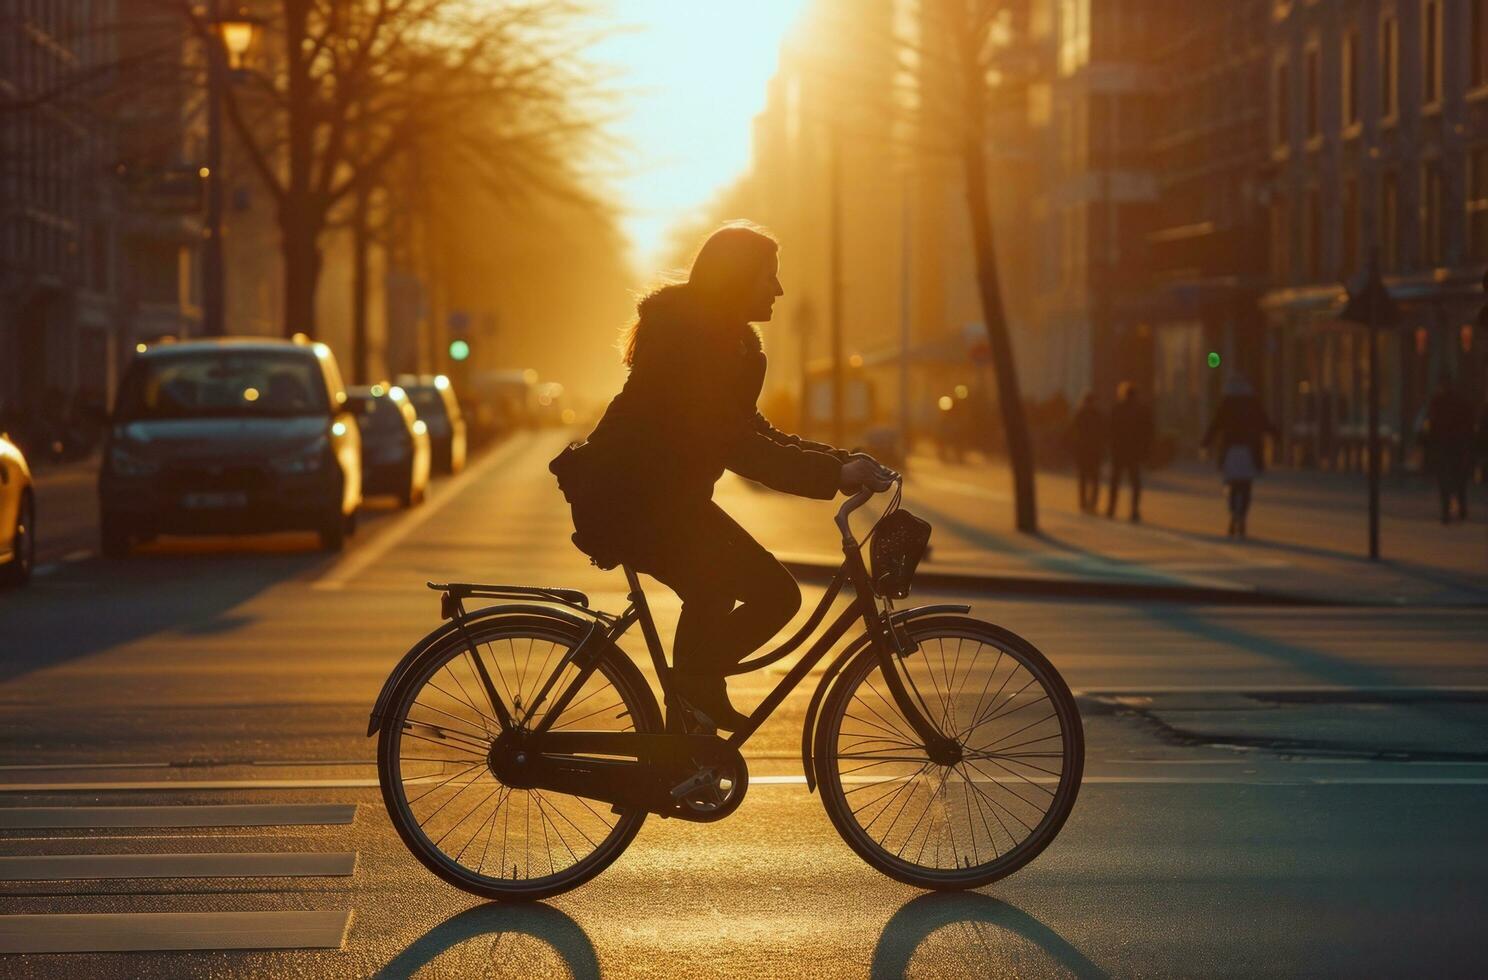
[816,616,1083,890]
[377,614,661,900]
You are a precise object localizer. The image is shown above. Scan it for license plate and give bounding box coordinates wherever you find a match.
[181,491,248,509]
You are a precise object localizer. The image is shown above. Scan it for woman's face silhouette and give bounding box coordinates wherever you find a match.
[743,253,784,323]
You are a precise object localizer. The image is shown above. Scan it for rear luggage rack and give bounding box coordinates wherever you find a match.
[427,581,599,620]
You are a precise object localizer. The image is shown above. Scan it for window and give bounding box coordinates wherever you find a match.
[1470,147,1488,260]
[1270,195,1291,281]
[1342,28,1361,127]
[1380,12,1399,120]
[1474,0,1488,89]
[1421,159,1443,266]
[1380,171,1399,268]
[1423,1,1443,106]
[1305,44,1321,138]
[1304,186,1322,279]
[1341,176,1360,275]
[1274,58,1291,148]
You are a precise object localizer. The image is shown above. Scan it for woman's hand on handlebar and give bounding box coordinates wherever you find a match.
[839,453,898,494]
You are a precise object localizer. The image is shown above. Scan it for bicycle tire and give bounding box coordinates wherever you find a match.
[816,616,1083,890]
[378,614,661,900]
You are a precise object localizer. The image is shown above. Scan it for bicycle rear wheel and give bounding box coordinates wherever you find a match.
[378,614,661,900]
[816,616,1083,890]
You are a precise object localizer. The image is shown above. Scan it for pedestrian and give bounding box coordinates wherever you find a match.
[1106,381,1152,522]
[1066,391,1106,512]
[549,222,895,731]
[1202,374,1278,538]
[1423,376,1472,523]
[1474,397,1488,487]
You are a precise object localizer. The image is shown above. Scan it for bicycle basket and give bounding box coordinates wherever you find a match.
[870,508,931,599]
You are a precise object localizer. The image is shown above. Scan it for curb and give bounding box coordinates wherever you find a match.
[780,558,1357,607]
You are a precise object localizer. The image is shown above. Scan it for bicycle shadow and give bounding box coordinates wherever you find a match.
[372,901,600,980]
[871,892,1107,979]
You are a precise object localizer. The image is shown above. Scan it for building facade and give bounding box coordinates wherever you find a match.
[1,0,209,429]
[1262,0,1488,467]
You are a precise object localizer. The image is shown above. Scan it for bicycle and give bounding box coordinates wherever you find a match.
[369,482,1084,900]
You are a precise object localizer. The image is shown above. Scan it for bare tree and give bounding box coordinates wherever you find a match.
[915,0,1038,532]
[189,0,601,339]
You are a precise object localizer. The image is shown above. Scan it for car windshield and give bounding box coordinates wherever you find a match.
[116,351,329,419]
[354,396,406,434]
[406,388,449,420]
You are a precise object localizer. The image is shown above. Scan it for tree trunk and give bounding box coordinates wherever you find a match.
[280,199,322,338]
[280,0,320,338]
[350,182,371,382]
[960,69,1038,533]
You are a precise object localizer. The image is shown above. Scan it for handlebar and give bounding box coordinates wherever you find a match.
[834,473,901,541]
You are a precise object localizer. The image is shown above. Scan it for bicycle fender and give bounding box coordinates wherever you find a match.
[366,603,592,736]
[799,603,970,791]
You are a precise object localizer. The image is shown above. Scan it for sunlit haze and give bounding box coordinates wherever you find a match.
[592,1,808,270]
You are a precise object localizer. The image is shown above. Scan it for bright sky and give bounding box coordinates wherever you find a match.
[591,1,808,271]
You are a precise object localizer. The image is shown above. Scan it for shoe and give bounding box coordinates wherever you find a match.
[672,672,751,732]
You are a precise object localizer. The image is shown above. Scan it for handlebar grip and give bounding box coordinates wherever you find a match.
[834,486,878,540]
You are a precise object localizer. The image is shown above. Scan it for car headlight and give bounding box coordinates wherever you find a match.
[109,444,158,477]
[271,436,329,474]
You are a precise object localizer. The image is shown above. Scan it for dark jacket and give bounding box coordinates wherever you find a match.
[1203,394,1277,473]
[1108,397,1153,465]
[551,286,846,566]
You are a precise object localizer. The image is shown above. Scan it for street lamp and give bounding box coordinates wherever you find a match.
[202,5,258,337]
[217,16,256,70]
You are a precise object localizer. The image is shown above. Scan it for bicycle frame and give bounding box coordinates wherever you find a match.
[473,487,957,755]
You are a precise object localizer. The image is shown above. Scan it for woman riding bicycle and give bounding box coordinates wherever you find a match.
[551,222,893,731]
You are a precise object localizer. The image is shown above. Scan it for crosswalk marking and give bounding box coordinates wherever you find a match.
[0,803,357,829]
[0,851,357,881]
[0,910,353,954]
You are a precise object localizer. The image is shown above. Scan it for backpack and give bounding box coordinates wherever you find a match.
[549,441,625,569]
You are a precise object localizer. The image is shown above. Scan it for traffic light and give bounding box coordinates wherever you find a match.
[1207,352,1221,369]
[448,339,470,362]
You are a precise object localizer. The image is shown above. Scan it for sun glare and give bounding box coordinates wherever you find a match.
[592,1,809,268]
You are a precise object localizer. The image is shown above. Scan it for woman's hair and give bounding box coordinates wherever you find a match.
[621,221,778,366]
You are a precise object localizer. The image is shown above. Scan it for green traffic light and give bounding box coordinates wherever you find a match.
[449,339,470,362]
[1207,351,1221,369]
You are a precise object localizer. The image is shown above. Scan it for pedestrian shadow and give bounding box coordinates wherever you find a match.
[372,901,600,980]
[870,892,1106,979]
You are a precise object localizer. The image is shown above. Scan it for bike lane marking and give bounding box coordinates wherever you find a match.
[311,431,535,592]
[0,851,357,880]
[5,772,1488,792]
[0,803,357,828]
[0,910,353,954]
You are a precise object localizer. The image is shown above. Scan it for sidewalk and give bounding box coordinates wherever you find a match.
[713,453,1488,606]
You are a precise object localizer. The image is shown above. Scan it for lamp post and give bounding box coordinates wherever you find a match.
[202,4,256,337]
[1340,250,1399,561]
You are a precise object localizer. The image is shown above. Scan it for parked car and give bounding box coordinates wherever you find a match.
[348,383,430,508]
[0,431,35,587]
[100,337,362,555]
[395,374,466,474]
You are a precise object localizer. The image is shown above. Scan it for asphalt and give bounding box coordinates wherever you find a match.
[2,429,1486,977]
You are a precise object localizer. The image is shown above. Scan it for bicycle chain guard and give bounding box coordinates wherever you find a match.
[487,730,749,824]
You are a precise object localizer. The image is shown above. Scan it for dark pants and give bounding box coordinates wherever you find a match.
[1107,461,1142,517]
[630,500,800,677]
[1076,459,1101,511]
[1227,480,1252,518]
[1437,459,1469,521]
